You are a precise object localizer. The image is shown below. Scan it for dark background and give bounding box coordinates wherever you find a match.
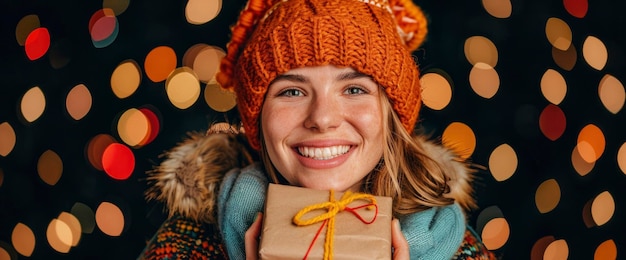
[1,0,625,259]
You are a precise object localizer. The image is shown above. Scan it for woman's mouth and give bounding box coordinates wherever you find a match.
[297,145,350,160]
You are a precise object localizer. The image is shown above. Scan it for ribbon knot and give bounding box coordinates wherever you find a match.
[293,190,379,260]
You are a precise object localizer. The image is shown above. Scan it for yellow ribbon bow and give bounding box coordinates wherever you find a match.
[293,190,379,260]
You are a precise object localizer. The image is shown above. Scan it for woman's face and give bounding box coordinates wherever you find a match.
[261,65,384,192]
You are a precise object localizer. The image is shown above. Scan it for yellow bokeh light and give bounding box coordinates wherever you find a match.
[594,240,617,260]
[58,212,82,246]
[540,69,567,105]
[420,71,452,110]
[582,36,608,71]
[464,36,498,67]
[117,108,150,147]
[12,223,35,257]
[205,82,237,112]
[20,86,46,123]
[544,239,569,260]
[165,67,201,109]
[535,179,561,213]
[577,124,605,163]
[193,46,225,83]
[0,122,16,157]
[185,0,222,25]
[469,62,499,99]
[551,44,577,71]
[110,60,141,99]
[66,84,92,120]
[95,202,125,236]
[481,0,512,18]
[37,149,63,186]
[481,218,509,250]
[545,17,572,51]
[591,191,614,226]
[442,122,476,159]
[15,14,40,46]
[598,74,625,114]
[571,145,595,176]
[47,219,72,253]
[488,143,517,181]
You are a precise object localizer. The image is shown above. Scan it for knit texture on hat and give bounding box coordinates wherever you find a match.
[217,0,428,150]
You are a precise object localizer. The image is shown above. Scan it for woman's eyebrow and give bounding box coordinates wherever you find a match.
[337,71,371,81]
[271,73,308,84]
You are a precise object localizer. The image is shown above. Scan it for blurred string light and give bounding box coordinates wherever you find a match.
[24,28,50,60]
[66,84,93,121]
[539,104,566,141]
[563,0,588,18]
[475,206,509,251]
[11,223,35,257]
[598,74,625,114]
[481,0,512,18]
[535,179,560,213]
[102,143,135,180]
[89,8,118,48]
[595,240,617,259]
[103,0,130,15]
[20,86,46,123]
[442,122,476,160]
[0,122,16,156]
[145,46,177,83]
[95,202,125,237]
[86,134,116,171]
[37,150,63,186]
[420,70,453,111]
[488,143,517,182]
[165,67,201,109]
[0,241,18,259]
[111,60,142,99]
[582,36,608,71]
[185,0,222,25]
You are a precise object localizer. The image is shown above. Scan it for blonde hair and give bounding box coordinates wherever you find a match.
[259,89,455,216]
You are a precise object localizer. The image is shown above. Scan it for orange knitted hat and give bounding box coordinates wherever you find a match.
[217,0,428,150]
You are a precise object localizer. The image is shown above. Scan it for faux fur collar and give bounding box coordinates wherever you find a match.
[145,126,477,223]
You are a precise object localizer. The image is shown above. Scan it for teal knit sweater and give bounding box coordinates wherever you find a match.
[217,163,466,260]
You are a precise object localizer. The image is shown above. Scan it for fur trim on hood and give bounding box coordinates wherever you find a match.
[145,125,478,223]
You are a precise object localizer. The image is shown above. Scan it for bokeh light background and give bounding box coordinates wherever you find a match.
[0,0,624,259]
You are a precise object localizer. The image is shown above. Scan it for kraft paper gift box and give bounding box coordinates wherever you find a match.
[259,183,392,260]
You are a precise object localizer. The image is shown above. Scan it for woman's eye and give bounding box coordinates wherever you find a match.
[279,89,303,97]
[345,86,367,95]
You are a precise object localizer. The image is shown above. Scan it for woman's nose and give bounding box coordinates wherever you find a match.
[303,95,341,131]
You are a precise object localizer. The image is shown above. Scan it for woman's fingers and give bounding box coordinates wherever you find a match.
[245,212,263,260]
[392,218,410,260]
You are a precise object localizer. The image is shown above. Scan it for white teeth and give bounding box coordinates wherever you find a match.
[298,145,350,160]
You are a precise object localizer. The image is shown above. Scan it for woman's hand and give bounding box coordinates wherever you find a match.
[245,212,263,260]
[392,218,410,260]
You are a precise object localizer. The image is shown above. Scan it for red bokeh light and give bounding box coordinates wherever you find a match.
[102,143,135,180]
[539,104,567,141]
[25,27,50,60]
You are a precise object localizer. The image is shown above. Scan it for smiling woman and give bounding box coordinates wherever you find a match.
[140,0,495,259]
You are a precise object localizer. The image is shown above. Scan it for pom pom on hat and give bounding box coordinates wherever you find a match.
[217,0,428,150]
